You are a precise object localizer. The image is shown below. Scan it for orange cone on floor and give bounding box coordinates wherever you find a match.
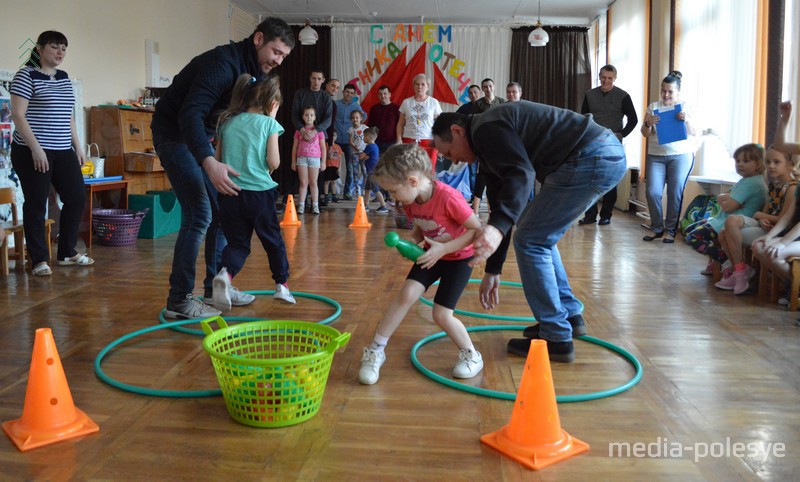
[280,194,301,227]
[3,328,99,451]
[349,196,372,229]
[481,339,589,470]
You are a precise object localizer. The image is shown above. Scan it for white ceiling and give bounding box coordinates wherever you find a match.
[231,0,612,27]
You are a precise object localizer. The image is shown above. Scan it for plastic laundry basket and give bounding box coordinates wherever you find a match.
[201,318,350,428]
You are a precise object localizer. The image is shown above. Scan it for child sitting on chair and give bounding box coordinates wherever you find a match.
[686,143,768,294]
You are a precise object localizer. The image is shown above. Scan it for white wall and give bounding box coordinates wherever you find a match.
[1,0,230,108]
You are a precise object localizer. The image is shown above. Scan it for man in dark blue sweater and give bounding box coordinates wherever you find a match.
[432,102,627,362]
[152,18,294,319]
[578,64,638,225]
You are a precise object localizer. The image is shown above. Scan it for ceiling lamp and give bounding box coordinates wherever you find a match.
[299,20,318,45]
[528,0,549,47]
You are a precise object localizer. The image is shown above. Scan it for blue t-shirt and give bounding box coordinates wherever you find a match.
[708,175,768,232]
[363,143,380,173]
[220,113,284,191]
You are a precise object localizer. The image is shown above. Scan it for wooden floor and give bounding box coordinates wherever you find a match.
[1,200,798,481]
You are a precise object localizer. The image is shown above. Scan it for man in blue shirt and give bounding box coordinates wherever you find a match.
[333,84,366,200]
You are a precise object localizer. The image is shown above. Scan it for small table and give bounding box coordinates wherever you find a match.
[688,174,739,196]
[81,179,131,250]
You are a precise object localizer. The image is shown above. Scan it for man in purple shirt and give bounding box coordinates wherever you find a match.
[367,85,401,154]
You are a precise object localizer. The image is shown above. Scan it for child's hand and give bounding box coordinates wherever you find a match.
[759,219,773,230]
[291,161,297,172]
[765,241,786,259]
[779,101,792,121]
[648,113,660,126]
[416,237,444,269]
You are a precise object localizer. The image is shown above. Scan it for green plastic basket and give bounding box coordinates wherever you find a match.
[201,318,350,428]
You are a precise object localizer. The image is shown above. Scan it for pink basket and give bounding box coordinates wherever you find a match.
[92,208,148,246]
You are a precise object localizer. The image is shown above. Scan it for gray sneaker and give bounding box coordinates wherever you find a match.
[358,348,386,385]
[274,283,296,304]
[165,294,221,319]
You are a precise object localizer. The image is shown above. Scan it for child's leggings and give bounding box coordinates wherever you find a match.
[686,222,727,263]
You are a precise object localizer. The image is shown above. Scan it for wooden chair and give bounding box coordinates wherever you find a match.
[788,257,800,311]
[756,255,800,311]
[0,187,54,275]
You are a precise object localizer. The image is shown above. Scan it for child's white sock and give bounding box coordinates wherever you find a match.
[370,334,389,353]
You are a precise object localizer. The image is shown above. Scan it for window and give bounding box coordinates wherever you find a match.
[676,0,759,156]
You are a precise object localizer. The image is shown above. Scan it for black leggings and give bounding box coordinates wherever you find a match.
[10,143,85,264]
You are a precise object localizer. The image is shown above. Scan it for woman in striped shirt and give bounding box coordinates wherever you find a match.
[10,30,93,276]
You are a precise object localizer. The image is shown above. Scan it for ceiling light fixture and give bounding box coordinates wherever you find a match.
[299,19,318,45]
[528,0,549,47]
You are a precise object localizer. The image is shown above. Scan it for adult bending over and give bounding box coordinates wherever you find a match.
[432,103,627,362]
[151,18,294,319]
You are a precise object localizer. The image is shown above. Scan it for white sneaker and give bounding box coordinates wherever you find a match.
[358,348,386,385]
[229,286,255,306]
[274,283,296,304]
[453,348,484,379]
[211,268,232,312]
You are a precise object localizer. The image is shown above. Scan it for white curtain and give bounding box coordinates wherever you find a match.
[608,0,646,169]
[783,0,799,140]
[677,0,758,154]
[331,25,511,111]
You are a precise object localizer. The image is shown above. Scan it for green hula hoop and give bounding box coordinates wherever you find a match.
[158,290,342,335]
[95,319,223,398]
[410,325,643,403]
[97,292,342,397]
[418,279,583,322]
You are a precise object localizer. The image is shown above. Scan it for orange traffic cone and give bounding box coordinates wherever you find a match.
[3,328,99,451]
[481,339,589,470]
[349,196,372,229]
[280,194,301,227]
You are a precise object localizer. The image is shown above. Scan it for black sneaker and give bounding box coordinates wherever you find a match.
[507,337,575,363]
[578,217,596,225]
[598,218,611,225]
[523,314,587,338]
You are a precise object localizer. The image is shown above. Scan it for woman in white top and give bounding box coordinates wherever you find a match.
[396,74,442,172]
[641,70,697,244]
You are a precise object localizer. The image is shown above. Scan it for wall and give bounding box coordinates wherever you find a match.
[1,0,230,108]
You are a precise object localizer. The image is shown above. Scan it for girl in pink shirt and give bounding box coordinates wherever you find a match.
[358,143,484,385]
[292,106,326,214]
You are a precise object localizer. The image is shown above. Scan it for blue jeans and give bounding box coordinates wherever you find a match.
[513,131,627,342]
[337,142,355,195]
[645,153,694,233]
[155,141,226,304]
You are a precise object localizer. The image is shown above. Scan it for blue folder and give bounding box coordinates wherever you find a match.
[84,176,123,184]
[654,103,688,145]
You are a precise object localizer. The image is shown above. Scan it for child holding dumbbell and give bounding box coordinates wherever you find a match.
[357,143,482,385]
